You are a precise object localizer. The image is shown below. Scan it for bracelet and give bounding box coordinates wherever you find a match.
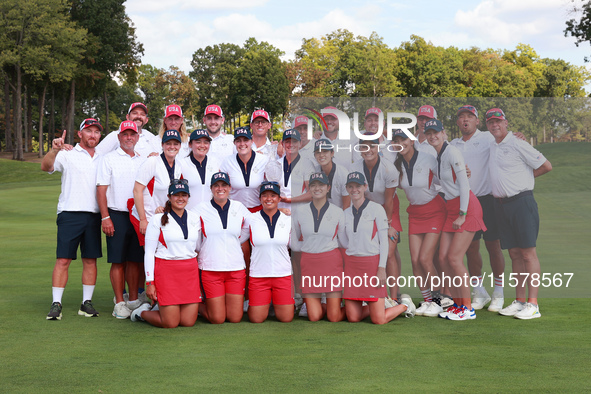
[146,281,154,286]
[101,216,110,221]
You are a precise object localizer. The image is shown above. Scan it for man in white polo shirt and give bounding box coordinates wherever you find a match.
[203,104,234,161]
[294,115,315,163]
[414,105,439,157]
[486,108,552,320]
[96,102,160,157]
[96,120,147,319]
[41,119,104,320]
[250,109,278,157]
[319,106,355,170]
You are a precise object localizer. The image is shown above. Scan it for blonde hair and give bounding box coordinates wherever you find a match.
[158,118,189,143]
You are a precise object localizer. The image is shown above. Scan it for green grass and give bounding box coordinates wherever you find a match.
[0,143,590,392]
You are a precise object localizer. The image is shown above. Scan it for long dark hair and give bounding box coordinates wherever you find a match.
[161,200,172,226]
[394,142,415,182]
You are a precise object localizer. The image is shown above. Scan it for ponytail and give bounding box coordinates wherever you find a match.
[161,200,172,226]
[394,153,404,182]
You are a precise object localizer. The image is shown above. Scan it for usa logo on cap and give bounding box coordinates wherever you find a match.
[251,109,270,122]
[204,105,223,117]
[165,105,182,118]
[120,120,138,133]
[365,107,382,117]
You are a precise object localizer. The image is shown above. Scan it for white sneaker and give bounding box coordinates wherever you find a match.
[384,297,399,309]
[298,303,308,317]
[446,305,476,321]
[499,300,525,316]
[112,301,131,319]
[131,303,151,322]
[471,287,491,310]
[440,295,454,310]
[243,300,249,312]
[415,302,429,316]
[399,294,416,318]
[294,293,303,308]
[423,302,444,317]
[488,295,504,312]
[126,299,143,311]
[138,291,150,305]
[514,303,541,320]
[438,304,459,319]
[113,293,129,305]
[151,303,159,311]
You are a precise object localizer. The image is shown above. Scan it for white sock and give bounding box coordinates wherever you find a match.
[52,287,65,303]
[82,285,95,302]
[493,277,504,296]
[471,275,484,289]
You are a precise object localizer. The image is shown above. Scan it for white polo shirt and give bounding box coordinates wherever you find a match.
[179,154,221,212]
[436,142,470,211]
[133,155,182,221]
[320,133,355,171]
[220,152,269,209]
[342,200,389,268]
[96,128,160,158]
[253,137,277,158]
[144,210,201,282]
[209,133,235,162]
[489,131,547,198]
[350,157,398,205]
[269,154,314,210]
[398,151,439,206]
[293,202,346,254]
[248,210,292,278]
[450,129,495,197]
[298,138,316,163]
[415,138,437,158]
[197,199,251,271]
[50,144,100,214]
[96,148,145,212]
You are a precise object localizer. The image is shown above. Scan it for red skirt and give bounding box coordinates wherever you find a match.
[154,257,201,306]
[300,249,344,293]
[443,192,487,233]
[390,194,402,232]
[407,194,446,234]
[343,254,387,301]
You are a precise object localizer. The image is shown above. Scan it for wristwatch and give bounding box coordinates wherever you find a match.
[459,210,467,216]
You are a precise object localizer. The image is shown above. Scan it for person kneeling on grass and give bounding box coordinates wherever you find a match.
[131,179,202,328]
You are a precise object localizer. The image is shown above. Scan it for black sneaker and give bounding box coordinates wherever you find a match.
[78,300,99,317]
[46,302,62,320]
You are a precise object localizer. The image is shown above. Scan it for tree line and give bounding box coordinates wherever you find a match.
[1,2,590,162]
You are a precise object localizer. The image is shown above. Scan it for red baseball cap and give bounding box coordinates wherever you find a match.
[251,109,270,123]
[365,107,382,118]
[79,118,103,132]
[294,116,308,128]
[417,105,437,119]
[322,106,339,119]
[120,120,138,133]
[165,104,183,118]
[128,102,148,115]
[204,104,223,117]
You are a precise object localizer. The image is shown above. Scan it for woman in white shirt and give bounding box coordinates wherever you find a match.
[424,119,486,321]
[131,180,201,328]
[247,181,294,323]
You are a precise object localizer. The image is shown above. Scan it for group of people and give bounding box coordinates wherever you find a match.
[41,100,551,327]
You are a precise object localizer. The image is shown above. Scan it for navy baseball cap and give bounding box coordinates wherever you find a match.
[162,129,181,143]
[314,139,334,152]
[359,132,380,145]
[309,172,329,185]
[168,179,190,196]
[211,171,231,186]
[259,181,280,196]
[346,171,366,185]
[190,129,212,141]
[234,127,252,140]
[424,119,444,133]
[392,129,409,139]
[282,128,301,141]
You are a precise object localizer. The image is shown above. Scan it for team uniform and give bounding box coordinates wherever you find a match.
[144,210,202,306]
[96,128,161,157]
[293,202,346,294]
[311,161,349,209]
[247,210,294,306]
[158,135,190,158]
[436,142,486,233]
[415,139,437,157]
[197,199,251,298]
[398,151,446,234]
[320,133,355,171]
[220,153,269,211]
[269,153,313,210]
[341,200,389,301]
[209,133,235,162]
[298,138,316,163]
[489,131,547,250]
[252,138,278,158]
[179,154,221,212]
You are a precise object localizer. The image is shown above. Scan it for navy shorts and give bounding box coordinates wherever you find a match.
[473,194,500,242]
[106,209,144,264]
[494,191,539,250]
[56,211,102,260]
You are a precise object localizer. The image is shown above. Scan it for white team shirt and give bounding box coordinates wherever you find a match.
[209,133,235,162]
[197,199,251,271]
[50,144,100,214]
[398,151,439,206]
[96,148,145,212]
[450,129,495,197]
[415,138,437,157]
[351,158,398,205]
[252,137,278,158]
[342,200,389,268]
[436,142,470,211]
[248,210,291,278]
[220,153,269,209]
[132,155,183,221]
[489,131,547,198]
[144,210,201,282]
[293,202,346,254]
[96,128,160,158]
[298,138,316,163]
[268,154,313,210]
[179,154,221,212]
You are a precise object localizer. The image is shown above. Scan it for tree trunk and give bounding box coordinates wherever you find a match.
[66,80,75,145]
[23,86,29,152]
[4,75,12,152]
[13,66,23,161]
[49,86,55,142]
[38,81,48,157]
[104,90,109,132]
[60,90,66,132]
[27,87,33,152]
